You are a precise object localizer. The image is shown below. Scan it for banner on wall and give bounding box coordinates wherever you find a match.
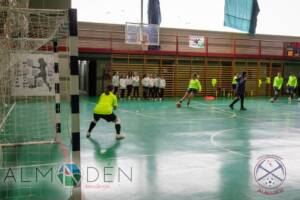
[189,36,205,48]
[11,53,55,96]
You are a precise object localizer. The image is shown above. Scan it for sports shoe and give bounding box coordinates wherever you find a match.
[86,131,91,138]
[116,134,125,140]
[176,102,182,108]
[240,107,247,111]
[229,105,234,110]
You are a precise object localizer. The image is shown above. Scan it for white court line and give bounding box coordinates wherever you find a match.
[210,127,300,158]
[210,102,300,111]
[118,108,159,119]
[193,105,236,118]
[0,102,16,130]
[124,107,235,120]
[83,111,235,122]
[198,102,300,157]
[132,104,236,121]
[210,125,300,185]
[210,128,250,158]
[86,99,294,127]
[84,126,300,161]
[82,128,250,160]
[197,102,268,122]
[87,100,236,121]
[204,98,300,113]
[197,103,253,121]
[213,103,300,121]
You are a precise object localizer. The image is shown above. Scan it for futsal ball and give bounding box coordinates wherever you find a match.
[176,102,182,108]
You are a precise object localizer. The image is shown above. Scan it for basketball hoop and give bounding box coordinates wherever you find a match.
[141,32,149,51]
[141,40,148,51]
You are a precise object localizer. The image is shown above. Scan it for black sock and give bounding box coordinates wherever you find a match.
[115,124,121,134]
[88,121,96,133]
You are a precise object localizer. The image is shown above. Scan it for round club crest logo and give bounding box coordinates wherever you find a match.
[254,155,286,195]
[57,163,81,188]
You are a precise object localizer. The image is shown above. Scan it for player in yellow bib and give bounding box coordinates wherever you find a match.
[286,72,298,101]
[87,85,125,140]
[270,73,283,103]
[177,73,202,107]
[231,73,238,96]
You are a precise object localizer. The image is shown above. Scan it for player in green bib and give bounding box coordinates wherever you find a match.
[177,73,202,107]
[286,72,298,101]
[87,85,125,140]
[270,73,283,103]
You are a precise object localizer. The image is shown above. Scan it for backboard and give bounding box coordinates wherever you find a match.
[125,22,160,46]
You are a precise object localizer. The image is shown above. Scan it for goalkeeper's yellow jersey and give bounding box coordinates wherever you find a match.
[93,92,118,115]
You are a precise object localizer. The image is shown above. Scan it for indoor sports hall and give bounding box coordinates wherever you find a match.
[0,0,300,200]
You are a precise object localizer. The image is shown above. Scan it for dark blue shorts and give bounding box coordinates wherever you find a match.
[287,86,295,93]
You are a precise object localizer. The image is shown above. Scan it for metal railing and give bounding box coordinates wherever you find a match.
[78,28,299,60]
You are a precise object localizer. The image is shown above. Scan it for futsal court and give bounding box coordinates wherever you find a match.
[2,0,300,200]
[80,96,300,200]
[1,97,300,199]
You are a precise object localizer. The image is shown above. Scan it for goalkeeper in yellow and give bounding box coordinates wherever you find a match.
[177,73,202,107]
[87,85,125,140]
[286,72,298,102]
[270,73,283,103]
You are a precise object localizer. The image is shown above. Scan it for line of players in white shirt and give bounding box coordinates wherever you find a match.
[112,71,166,100]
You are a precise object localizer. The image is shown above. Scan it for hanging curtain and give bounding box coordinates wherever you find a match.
[147,0,161,50]
[148,0,161,25]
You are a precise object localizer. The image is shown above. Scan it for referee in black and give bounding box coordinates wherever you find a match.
[229,71,247,110]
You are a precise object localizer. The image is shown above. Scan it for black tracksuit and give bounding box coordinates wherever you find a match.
[230,75,246,109]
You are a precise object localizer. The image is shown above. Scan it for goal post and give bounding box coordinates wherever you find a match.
[0,3,81,199]
[0,4,81,199]
[0,6,70,148]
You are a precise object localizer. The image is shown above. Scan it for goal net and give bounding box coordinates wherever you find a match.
[0,5,71,166]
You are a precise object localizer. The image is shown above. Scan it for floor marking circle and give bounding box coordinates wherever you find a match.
[210,128,250,158]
